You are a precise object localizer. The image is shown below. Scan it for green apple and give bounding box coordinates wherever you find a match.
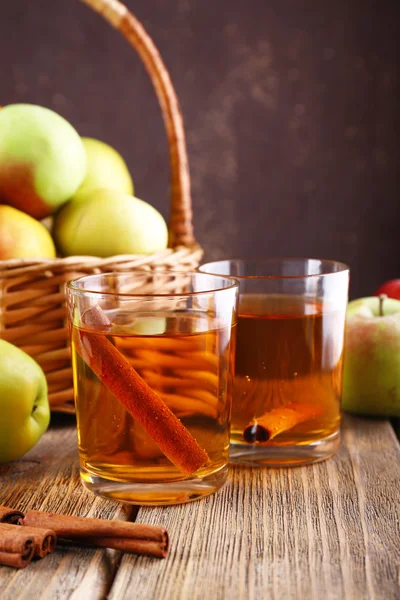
[0,104,87,218]
[0,205,56,259]
[0,340,50,462]
[342,295,400,416]
[53,188,168,257]
[72,137,134,202]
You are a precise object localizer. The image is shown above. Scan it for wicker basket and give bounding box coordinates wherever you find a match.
[0,0,202,413]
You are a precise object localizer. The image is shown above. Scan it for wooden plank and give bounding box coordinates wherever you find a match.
[0,416,135,600]
[109,415,400,600]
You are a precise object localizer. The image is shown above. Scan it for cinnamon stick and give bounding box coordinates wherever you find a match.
[76,306,209,475]
[28,526,57,559]
[23,511,169,558]
[0,505,24,525]
[0,523,35,568]
[0,513,57,559]
[243,403,321,443]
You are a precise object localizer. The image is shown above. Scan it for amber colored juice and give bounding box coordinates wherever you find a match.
[230,294,345,447]
[71,312,235,492]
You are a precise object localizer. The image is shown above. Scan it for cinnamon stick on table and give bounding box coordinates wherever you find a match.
[243,402,321,443]
[0,523,35,568]
[77,306,209,475]
[0,505,57,559]
[23,511,169,558]
[0,505,24,525]
[0,506,56,560]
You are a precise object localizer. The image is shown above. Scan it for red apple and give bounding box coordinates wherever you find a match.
[374,279,400,300]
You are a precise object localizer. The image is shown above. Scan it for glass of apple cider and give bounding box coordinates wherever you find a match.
[67,271,238,505]
[199,259,349,467]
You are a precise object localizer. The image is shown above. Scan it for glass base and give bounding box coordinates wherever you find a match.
[229,431,340,467]
[80,464,228,506]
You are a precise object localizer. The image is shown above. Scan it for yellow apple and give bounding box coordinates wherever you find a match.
[53,188,168,257]
[72,137,134,202]
[0,205,56,259]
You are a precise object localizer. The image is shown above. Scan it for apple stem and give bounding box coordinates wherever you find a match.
[379,293,387,316]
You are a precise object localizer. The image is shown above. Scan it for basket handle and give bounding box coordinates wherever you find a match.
[80,0,196,248]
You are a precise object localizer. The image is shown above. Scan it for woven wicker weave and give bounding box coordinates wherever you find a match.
[0,0,202,413]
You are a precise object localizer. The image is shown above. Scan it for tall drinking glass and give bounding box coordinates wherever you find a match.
[199,259,349,467]
[67,271,238,504]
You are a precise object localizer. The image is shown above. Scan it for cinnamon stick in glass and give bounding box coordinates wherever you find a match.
[22,511,169,558]
[243,403,321,443]
[0,523,35,568]
[76,306,209,475]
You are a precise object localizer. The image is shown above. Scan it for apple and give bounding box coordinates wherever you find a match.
[0,205,56,259]
[72,137,134,202]
[0,340,50,462]
[342,295,400,417]
[375,279,400,300]
[0,104,87,218]
[53,188,168,257]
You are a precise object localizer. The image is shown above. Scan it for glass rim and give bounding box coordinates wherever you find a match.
[66,270,240,298]
[198,257,350,280]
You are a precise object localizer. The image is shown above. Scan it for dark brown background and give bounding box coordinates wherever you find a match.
[1,0,399,298]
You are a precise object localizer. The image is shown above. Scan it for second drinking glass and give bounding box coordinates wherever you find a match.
[199,258,349,467]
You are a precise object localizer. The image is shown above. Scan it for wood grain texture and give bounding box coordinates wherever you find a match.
[0,415,398,599]
[0,417,135,600]
[110,415,400,600]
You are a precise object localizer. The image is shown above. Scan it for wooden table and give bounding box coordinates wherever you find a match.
[0,414,399,600]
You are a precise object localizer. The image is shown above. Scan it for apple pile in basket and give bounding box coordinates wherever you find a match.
[0,103,168,260]
[0,102,168,463]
